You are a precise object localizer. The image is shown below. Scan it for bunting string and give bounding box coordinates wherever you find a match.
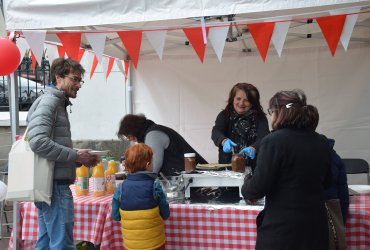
[11,7,370,76]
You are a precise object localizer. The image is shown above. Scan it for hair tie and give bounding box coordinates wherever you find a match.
[286,103,293,108]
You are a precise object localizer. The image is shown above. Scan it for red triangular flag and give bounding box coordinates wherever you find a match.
[117,31,142,69]
[106,57,115,79]
[31,51,37,72]
[183,27,209,63]
[89,55,98,79]
[247,22,275,62]
[57,32,82,61]
[77,48,85,62]
[316,15,346,56]
[124,60,129,82]
[57,46,66,58]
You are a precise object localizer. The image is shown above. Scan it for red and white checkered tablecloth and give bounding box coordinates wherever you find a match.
[346,194,370,249]
[8,184,370,250]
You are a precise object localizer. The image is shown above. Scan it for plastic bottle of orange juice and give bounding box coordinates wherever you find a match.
[75,165,89,196]
[105,159,118,194]
[92,162,105,197]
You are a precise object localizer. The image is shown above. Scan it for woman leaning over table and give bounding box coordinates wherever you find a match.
[242,89,332,250]
[211,83,269,170]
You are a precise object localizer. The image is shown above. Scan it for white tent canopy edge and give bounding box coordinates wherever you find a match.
[3,0,370,30]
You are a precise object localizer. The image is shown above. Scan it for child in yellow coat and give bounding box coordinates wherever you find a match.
[112,143,170,250]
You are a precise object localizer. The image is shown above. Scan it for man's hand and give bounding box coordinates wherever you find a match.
[76,149,99,166]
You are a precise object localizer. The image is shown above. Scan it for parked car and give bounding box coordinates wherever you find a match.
[0,76,45,111]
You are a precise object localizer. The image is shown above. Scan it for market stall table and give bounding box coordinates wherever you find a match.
[8,183,370,249]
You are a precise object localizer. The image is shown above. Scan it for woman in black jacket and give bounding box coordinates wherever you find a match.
[242,89,332,250]
[117,114,207,176]
[211,83,269,170]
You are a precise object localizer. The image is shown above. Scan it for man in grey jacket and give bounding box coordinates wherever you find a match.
[27,58,98,250]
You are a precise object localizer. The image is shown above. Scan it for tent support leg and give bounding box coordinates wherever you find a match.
[9,73,20,250]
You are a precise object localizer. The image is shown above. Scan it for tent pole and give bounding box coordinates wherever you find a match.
[8,73,20,249]
[127,60,133,114]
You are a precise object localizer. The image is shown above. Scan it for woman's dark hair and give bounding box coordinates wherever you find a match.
[268,89,319,130]
[117,114,147,139]
[50,58,85,83]
[225,83,265,116]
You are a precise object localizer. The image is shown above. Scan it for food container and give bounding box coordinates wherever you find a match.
[115,172,126,188]
[184,153,196,173]
[231,153,246,173]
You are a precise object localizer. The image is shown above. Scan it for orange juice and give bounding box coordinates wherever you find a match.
[105,160,118,194]
[92,162,105,197]
[75,165,89,196]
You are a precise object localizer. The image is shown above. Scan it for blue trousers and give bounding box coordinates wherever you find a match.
[34,183,75,250]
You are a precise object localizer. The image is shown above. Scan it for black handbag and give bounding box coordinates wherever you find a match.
[325,199,347,250]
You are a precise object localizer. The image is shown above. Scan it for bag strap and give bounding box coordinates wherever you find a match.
[325,202,339,249]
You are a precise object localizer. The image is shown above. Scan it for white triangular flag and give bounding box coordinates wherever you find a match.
[330,7,360,51]
[78,50,89,72]
[116,59,125,77]
[16,37,29,64]
[22,30,46,65]
[85,33,106,63]
[88,51,94,75]
[271,20,291,57]
[45,43,58,65]
[208,26,229,62]
[102,56,109,81]
[144,30,167,60]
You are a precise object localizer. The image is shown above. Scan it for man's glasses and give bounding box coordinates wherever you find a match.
[119,135,129,141]
[65,75,84,85]
[119,134,134,141]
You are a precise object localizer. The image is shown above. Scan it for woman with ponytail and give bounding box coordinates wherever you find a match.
[242,89,332,250]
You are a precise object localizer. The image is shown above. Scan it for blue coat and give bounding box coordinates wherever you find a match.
[111,171,170,221]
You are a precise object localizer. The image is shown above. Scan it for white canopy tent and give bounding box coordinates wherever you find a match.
[3,0,370,60]
[3,0,370,30]
[2,0,370,174]
[2,1,370,248]
[2,0,370,177]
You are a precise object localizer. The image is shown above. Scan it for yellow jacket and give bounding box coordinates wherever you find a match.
[119,206,165,250]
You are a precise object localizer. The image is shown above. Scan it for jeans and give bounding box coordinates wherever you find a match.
[34,183,75,250]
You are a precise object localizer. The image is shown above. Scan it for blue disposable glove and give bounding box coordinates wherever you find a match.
[222,139,237,153]
[240,146,256,159]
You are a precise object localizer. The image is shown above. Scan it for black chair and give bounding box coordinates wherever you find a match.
[342,158,369,185]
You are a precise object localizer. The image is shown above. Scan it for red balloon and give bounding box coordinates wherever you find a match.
[0,38,21,76]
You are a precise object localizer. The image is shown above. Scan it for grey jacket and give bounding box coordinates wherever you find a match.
[26,86,77,183]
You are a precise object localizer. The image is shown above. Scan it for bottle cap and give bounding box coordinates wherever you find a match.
[184,153,196,158]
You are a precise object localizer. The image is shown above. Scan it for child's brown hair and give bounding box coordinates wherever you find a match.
[124,143,153,173]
